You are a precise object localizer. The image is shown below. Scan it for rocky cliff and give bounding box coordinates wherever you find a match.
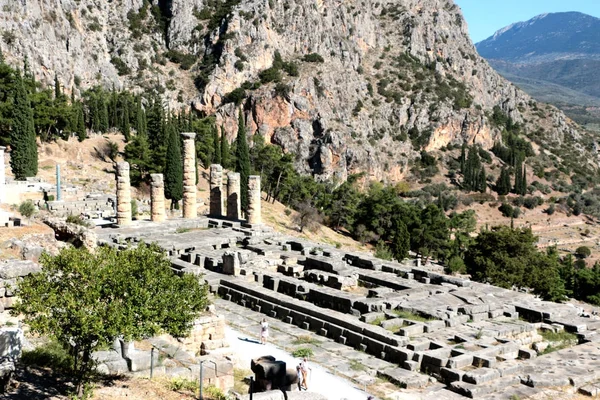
[0,0,594,182]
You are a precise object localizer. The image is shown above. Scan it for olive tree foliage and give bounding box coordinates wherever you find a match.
[12,243,209,395]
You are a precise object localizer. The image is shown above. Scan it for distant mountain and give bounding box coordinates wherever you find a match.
[477,12,600,63]
[476,12,600,128]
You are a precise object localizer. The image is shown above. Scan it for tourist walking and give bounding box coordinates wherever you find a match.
[260,318,269,345]
[296,364,304,390]
[300,356,312,390]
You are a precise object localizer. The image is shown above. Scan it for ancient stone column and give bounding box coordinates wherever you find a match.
[209,164,224,217]
[0,147,5,204]
[181,132,197,219]
[116,161,132,226]
[226,172,241,220]
[247,175,262,225]
[150,173,166,223]
[56,164,62,201]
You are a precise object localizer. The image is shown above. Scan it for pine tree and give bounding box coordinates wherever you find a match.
[513,161,522,195]
[220,128,230,169]
[464,146,481,190]
[235,110,251,213]
[496,167,511,195]
[212,125,221,165]
[10,72,38,179]
[164,123,183,209]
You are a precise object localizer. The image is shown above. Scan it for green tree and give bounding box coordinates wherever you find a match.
[124,133,152,185]
[75,102,86,142]
[164,123,183,209]
[13,244,209,395]
[212,125,221,165]
[220,128,230,169]
[411,204,449,262]
[235,110,250,212]
[464,226,565,301]
[576,246,592,259]
[18,200,36,220]
[389,218,410,261]
[10,72,38,179]
[495,167,511,195]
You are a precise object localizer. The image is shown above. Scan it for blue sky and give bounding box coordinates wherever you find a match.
[454,0,600,43]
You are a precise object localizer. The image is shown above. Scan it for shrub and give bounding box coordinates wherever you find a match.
[374,241,393,261]
[498,203,513,218]
[259,67,281,83]
[274,83,291,98]
[291,347,314,358]
[446,255,466,274]
[66,214,92,228]
[131,199,138,220]
[302,53,324,63]
[575,246,591,259]
[18,200,36,219]
[110,56,131,76]
[21,341,73,371]
[546,204,555,215]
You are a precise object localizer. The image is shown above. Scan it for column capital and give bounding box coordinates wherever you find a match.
[181,132,196,140]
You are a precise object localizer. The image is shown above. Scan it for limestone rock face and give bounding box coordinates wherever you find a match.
[0,0,593,182]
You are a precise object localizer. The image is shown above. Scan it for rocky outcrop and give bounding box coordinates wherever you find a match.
[43,217,97,251]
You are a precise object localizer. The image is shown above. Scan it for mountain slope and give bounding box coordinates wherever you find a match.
[477,12,600,63]
[0,1,596,183]
[476,12,600,128]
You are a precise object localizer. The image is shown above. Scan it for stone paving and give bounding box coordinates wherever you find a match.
[92,217,600,398]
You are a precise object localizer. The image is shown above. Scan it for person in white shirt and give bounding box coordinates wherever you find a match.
[260,318,269,345]
[300,357,311,390]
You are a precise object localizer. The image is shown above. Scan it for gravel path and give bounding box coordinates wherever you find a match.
[225,326,372,400]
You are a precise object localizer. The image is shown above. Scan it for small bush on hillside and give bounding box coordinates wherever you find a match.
[499,203,513,218]
[302,53,324,63]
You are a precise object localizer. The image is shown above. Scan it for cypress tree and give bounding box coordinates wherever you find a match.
[136,98,146,136]
[496,167,511,195]
[479,166,487,193]
[522,165,527,195]
[235,110,250,213]
[76,102,86,142]
[513,161,523,195]
[98,96,109,133]
[460,143,466,173]
[54,75,62,101]
[122,100,131,141]
[163,123,183,209]
[220,128,230,169]
[212,125,221,165]
[10,72,38,179]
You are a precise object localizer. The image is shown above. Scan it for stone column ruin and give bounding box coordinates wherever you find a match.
[247,175,262,225]
[56,164,62,201]
[150,173,166,223]
[209,164,224,217]
[116,161,132,226]
[181,132,197,219]
[0,147,5,204]
[226,172,241,220]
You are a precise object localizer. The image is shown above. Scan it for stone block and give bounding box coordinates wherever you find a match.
[472,355,496,368]
[360,312,385,324]
[518,348,537,359]
[399,323,424,336]
[441,367,464,383]
[424,320,445,333]
[447,354,473,369]
[522,372,571,388]
[403,360,419,371]
[463,367,501,385]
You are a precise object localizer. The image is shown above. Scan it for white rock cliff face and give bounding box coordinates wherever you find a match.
[0,0,591,182]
